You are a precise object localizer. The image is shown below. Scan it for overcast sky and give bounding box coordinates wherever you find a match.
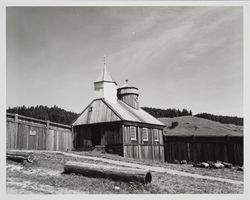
[6,7,243,117]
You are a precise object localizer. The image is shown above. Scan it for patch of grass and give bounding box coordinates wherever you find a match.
[7,167,146,194]
[151,172,243,194]
[70,151,243,181]
[23,151,244,182]
[158,116,243,136]
[6,151,243,194]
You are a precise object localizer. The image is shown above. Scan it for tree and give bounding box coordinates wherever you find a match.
[7,105,79,125]
[195,113,243,126]
[141,107,193,118]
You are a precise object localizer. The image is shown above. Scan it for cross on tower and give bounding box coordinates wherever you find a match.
[103,55,106,67]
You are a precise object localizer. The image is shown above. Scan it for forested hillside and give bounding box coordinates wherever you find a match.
[7,105,243,126]
[142,107,243,126]
[7,105,78,125]
[195,113,243,126]
[141,107,192,118]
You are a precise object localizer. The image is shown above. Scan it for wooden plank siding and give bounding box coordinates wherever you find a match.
[118,95,139,110]
[117,87,139,109]
[6,121,16,149]
[73,99,121,126]
[123,124,165,162]
[164,135,243,166]
[73,122,123,155]
[6,114,72,151]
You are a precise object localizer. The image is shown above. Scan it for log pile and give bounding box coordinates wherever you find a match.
[193,161,234,169]
[237,167,243,171]
[6,151,35,163]
[222,162,232,169]
[180,160,187,164]
[193,162,209,168]
[64,161,152,185]
[213,162,224,169]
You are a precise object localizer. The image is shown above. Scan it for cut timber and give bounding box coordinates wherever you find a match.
[93,145,106,153]
[237,167,243,171]
[64,161,152,185]
[223,162,232,169]
[6,151,34,163]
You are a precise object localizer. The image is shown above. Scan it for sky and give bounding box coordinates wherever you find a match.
[6,6,243,117]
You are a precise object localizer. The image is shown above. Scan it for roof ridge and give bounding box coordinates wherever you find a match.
[117,100,145,122]
[101,99,125,121]
[139,107,165,125]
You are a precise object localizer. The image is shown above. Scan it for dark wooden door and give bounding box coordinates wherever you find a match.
[91,127,101,146]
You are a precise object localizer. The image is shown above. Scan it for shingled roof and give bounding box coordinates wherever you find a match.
[72,98,165,126]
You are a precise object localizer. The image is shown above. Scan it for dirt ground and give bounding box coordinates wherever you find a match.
[6,151,244,194]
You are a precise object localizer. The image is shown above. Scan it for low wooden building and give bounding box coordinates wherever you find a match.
[72,61,165,162]
[163,135,243,166]
[159,116,243,165]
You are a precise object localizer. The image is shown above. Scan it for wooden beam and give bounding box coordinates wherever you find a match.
[7,151,35,163]
[64,161,152,185]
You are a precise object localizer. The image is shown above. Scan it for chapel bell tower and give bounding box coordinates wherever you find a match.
[94,56,118,103]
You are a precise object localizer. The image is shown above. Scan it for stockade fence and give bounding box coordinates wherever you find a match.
[6,113,244,165]
[164,135,243,166]
[6,113,73,151]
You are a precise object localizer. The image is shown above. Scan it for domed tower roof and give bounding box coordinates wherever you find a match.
[117,80,139,95]
[118,80,138,89]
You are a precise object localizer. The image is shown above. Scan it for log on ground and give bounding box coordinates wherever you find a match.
[6,151,34,163]
[64,161,152,185]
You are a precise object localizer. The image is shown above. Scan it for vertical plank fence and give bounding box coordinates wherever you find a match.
[164,135,243,166]
[6,113,72,151]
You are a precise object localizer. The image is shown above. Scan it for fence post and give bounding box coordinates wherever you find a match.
[151,128,155,161]
[191,135,196,162]
[122,125,127,158]
[46,120,50,150]
[138,127,141,160]
[35,126,39,150]
[187,143,190,162]
[71,125,74,151]
[14,114,18,149]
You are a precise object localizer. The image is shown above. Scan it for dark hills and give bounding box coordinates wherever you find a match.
[7,105,243,126]
[7,105,78,125]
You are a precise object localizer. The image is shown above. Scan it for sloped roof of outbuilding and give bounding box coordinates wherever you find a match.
[158,116,243,136]
[72,98,165,126]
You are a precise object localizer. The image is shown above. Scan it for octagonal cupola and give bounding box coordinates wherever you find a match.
[117,80,139,109]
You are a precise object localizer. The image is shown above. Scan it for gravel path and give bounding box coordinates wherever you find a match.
[8,150,243,185]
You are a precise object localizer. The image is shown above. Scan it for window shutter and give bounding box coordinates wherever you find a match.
[153,129,159,141]
[142,128,148,141]
[130,126,137,141]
